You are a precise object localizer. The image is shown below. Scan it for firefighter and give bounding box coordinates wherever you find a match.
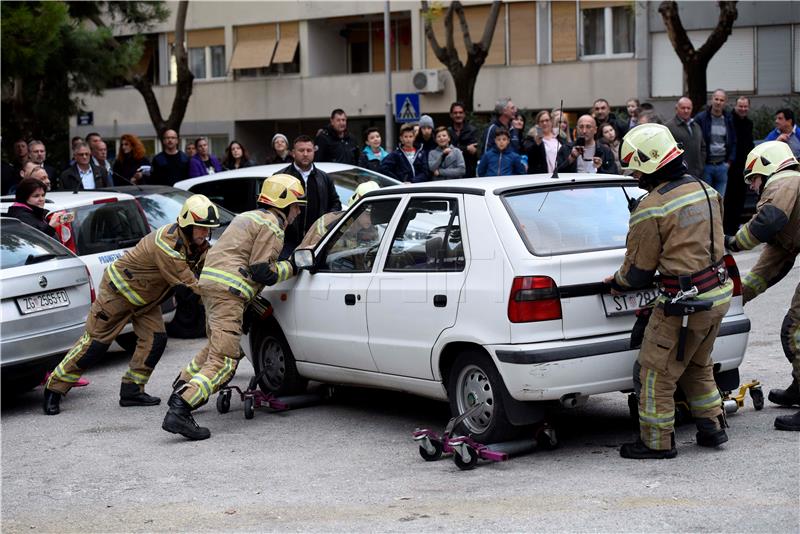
[43,195,221,415]
[725,141,800,431]
[605,123,733,459]
[162,174,305,440]
[297,180,380,249]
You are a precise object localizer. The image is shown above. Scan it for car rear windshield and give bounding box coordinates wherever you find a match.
[1,220,72,268]
[329,169,399,207]
[72,200,149,256]
[503,183,645,256]
[137,190,235,229]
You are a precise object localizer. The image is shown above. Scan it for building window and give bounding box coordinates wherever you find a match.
[168,28,226,82]
[580,4,634,58]
[344,16,412,74]
[230,21,300,79]
[189,48,206,78]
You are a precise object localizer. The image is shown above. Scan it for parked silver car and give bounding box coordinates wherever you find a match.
[0,217,93,393]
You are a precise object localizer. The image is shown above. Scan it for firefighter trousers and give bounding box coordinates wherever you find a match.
[635,305,728,451]
[781,282,800,383]
[46,274,167,395]
[179,289,245,408]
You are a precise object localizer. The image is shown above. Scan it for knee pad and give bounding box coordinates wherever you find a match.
[75,339,111,369]
[780,313,799,363]
[144,332,168,368]
[633,360,642,398]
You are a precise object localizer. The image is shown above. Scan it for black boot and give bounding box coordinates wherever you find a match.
[172,373,187,392]
[774,410,800,431]
[119,382,161,407]
[43,389,62,415]
[620,435,677,459]
[695,416,729,447]
[768,379,800,407]
[162,393,210,440]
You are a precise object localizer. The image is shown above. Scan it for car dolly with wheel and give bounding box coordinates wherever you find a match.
[216,369,328,420]
[412,403,558,471]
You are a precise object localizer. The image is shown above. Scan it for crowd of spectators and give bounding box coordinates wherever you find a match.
[3,92,798,238]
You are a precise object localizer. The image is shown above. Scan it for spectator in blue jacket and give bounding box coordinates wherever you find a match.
[692,89,737,196]
[379,123,429,183]
[765,108,800,158]
[188,137,223,178]
[477,128,526,177]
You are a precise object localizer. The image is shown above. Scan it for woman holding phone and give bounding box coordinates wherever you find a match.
[522,110,562,174]
[7,177,74,239]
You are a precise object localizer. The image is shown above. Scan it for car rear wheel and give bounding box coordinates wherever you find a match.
[252,327,307,396]
[447,351,515,443]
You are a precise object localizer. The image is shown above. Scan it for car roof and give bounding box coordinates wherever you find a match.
[362,173,638,198]
[98,185,180,196]
[0,190,137,211]
[173,162,385,190]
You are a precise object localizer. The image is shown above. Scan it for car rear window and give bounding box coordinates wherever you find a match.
[72,200,149,255]
[329,169,399,207]
[138,190,235,229]
[1,220,72,268]
[503,183,645,256]
[190,178,260,214]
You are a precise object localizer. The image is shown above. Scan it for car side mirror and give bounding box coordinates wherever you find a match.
[293,248,315,272]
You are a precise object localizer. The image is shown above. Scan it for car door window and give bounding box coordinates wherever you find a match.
[316,199,400,273]
[385,197,465,272]
[72,200,149,255]
[328,169,401,207]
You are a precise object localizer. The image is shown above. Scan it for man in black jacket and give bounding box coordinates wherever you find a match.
[592,98,628,140]
[555,115,618,174]
[314,109,359,165]
[724,96,754,234]
[57,141,108,191]
[279,135,342,258]
[447,102,480,178]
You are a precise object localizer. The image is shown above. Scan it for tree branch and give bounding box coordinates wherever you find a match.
[454,2,474,54]
[478,1,502,52]
[165,0,193,134]
[658,1,695,65]
[696,1,738,63]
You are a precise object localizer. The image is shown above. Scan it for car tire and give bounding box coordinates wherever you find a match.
[447,351,515,444]
[251,326,307,396]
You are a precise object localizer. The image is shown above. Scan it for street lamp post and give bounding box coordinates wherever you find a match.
[384,1,394,151]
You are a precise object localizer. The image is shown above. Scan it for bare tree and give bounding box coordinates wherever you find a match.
[421,0,502,112]
[89,0,194,137]
[659,1,738,114]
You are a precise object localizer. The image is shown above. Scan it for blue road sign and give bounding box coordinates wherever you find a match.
[395,93,420,123]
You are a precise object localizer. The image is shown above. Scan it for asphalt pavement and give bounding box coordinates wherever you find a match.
[2,247,798,532]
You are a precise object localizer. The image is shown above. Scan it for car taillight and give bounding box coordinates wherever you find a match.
[93,197,117,204]
[508,276,562,323]
[723,254,741,297]
[85,266,96,303]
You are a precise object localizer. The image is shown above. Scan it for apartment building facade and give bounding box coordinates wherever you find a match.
[75,1,800,162]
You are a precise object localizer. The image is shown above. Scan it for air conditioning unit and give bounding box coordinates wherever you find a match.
[412,69,444,93]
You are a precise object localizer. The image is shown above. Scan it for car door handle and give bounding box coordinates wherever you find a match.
[433,294,447,307]
[345,294,356,306]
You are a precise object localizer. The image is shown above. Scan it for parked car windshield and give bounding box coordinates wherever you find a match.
[71,200,149,256]
[1,219,71,268]
[137,190,235,229]
[503,183,645,256]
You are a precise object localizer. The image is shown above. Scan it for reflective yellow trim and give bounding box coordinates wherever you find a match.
[187,375,213,407]
[155,226,184,260]
[199,267,255,300]
[275,260,292,283]
[242,212,284,240]
[742,271,767,296]
[734,224,758,250]
[124,369,151,385]
[210,357,236,388]
[108,262,147,306]
[629,189,711,227]
[688,388,721,410]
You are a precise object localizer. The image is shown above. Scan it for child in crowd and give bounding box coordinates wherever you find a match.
[477,127,526,177]
[379,123,428,183]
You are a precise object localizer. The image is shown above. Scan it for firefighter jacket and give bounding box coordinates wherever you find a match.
[732,170,800,299]
[613,176,733,309]
[298,211,344,250]
[199,207,294,300]
[107,223,204,307]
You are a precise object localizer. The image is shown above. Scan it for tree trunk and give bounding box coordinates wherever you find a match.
[659,1,738,115]
[421,0,501,111]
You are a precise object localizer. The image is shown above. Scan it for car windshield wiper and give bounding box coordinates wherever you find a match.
[25,253,61,265]
[117,237,142,247]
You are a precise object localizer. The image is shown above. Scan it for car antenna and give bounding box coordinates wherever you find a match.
[551,99,564,179]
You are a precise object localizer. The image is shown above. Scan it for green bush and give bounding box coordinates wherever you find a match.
[750,96,800,140]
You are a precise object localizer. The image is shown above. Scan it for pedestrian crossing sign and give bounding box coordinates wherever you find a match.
[395,93,420,123]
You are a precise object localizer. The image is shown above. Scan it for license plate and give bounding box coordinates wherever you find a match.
[16,290,70,315]
[602,288,659,317]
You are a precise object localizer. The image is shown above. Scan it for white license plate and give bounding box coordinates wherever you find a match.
[16,290,70,315]
[602,288,659,317]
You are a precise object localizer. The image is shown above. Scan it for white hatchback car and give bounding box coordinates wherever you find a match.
[243,174,750,442]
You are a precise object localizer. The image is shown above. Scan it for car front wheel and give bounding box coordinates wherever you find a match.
[251,327,307,396]
[447,351,515,443]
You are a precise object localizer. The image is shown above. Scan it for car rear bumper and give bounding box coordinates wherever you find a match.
[487,315,750,402]
[1,322,86,369]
